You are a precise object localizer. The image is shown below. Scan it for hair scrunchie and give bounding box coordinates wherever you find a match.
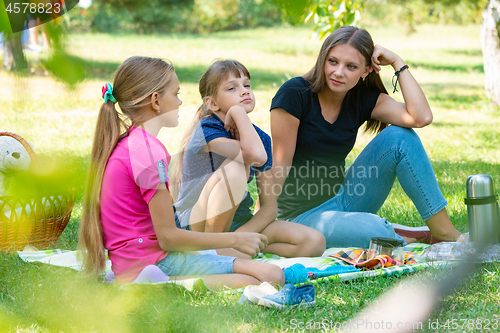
[102,83,117,103]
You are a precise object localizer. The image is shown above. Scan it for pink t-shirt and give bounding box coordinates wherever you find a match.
[101,127,170,284]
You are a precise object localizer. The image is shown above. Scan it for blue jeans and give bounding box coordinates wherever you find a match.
[292,126,448,248]
[156,252,236,277]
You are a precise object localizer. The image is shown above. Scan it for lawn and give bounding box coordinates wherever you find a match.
[0,23,499,332]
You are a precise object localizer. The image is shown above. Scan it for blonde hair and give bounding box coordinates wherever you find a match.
[303,26,387,134]
[170,59,250,200]
[79,56,175,277]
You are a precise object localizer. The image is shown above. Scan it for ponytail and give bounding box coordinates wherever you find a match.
[79,101,127,277]
[78,55,176,277]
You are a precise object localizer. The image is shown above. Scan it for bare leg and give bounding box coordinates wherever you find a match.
[233,259,285,287]
[425,208,462,240]
[260,220,326,257]
[170,258,285,290]
[401,236,417,244]
[189,159,249,232]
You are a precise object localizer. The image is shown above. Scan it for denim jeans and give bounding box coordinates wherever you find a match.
[292,125,448,248]
[156,252,236,277]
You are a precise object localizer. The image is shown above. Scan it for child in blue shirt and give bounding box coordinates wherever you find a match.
[172,60,325,258]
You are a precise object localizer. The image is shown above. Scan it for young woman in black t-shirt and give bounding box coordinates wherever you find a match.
[270,26,463,248]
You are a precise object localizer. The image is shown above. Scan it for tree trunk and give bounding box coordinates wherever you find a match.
[2,32,27,72]
[481,0,500,106]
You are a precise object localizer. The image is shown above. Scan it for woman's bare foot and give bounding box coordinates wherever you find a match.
[401,236,417,244]
[425,209,462,241]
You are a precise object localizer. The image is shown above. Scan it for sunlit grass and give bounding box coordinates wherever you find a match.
[0,23,499,332]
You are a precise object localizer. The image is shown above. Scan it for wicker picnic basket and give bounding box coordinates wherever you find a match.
[0,132,75,251]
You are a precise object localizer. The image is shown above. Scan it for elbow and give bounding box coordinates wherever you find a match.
[156,232,179,252]
[157,236,171,252]
[254,150,269,167]
[417,114,433,128]
[243,149,268,167]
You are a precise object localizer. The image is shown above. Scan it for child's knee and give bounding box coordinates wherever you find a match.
[302,228,326,257]
[219,160,249,183]
[262,264,285,286]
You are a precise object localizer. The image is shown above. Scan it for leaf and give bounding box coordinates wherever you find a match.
[305,10,314,23]
[42,52,87,87]
[273,0,313,25]
[0,1,12,33]
[334,0,347,17]
[345,11,356,25]
[318,5,327,16]
[321,23,332,32]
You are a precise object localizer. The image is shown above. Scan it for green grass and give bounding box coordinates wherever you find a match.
[1,23,500,332]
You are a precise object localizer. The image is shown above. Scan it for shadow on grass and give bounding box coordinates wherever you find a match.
[417,82,486,108]
[81,59,293,89]
[81,59,208,83]
[407,61,484,73]
[445,49,483,57]
[427,121,466,128]
[431,160,500,189]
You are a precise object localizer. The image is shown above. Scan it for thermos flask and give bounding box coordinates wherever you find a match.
[464,174,499,244]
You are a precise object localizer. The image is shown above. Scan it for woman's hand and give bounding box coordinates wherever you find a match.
[370,45,433,128]
[231,232,268,257]
[371,45,404,74]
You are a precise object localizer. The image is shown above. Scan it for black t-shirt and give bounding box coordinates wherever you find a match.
[270,77,380,220]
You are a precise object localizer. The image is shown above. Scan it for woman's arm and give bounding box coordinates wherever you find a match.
[233,169,278,233]
[201,106,267,167]
[370,45,433,128]
[270,107,300,189]
[149,184,268,256]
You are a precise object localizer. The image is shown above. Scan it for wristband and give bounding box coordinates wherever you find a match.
[392,64,409,93]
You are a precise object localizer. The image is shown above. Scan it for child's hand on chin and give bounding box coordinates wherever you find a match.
[228,125,240,140]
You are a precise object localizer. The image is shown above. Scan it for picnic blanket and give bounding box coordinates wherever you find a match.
[17,243,456,291]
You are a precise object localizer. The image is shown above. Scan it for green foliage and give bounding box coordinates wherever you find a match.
[9,154,87,200]
[364,0,488,28]
[64,1,137,33]
[305,0,365,39]
[272,0,313,25]
[1,24,500,332]
[300,0,488,40]
[42,52,85,85]
[0,0,12,33]
[68,0,283,34]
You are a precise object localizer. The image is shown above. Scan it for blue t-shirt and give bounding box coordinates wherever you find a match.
[270,77,380,221]
[174,113,273,230]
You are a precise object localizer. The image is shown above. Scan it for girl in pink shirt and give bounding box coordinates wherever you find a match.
[78,56,285,289]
